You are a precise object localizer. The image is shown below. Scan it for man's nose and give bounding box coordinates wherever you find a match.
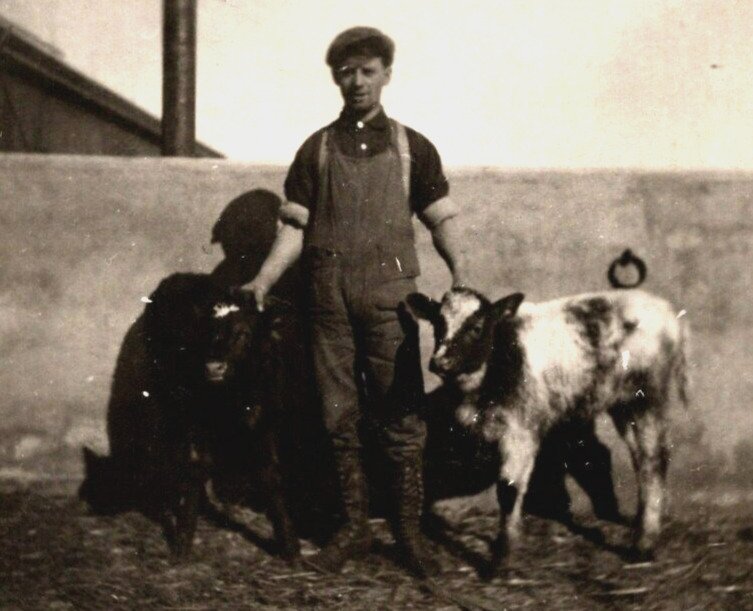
[353,69,365,87]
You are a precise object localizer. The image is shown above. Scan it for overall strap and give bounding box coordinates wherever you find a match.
[316,124,336,206]
[317,129,330,178]
[391,119,411,200]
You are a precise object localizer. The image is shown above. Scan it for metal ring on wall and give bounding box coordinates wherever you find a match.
[608,249,647,289]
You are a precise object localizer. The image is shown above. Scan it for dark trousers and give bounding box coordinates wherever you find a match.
[307,252,426,463]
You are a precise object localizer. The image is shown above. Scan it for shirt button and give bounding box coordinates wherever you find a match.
[360,143,367,151]
[356,121,364,129]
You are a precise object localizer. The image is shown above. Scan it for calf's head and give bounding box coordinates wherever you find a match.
[205,293,288,386]
[205,298,256,384]
[407,288,524,391]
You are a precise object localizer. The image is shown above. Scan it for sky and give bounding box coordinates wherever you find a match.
[1,0,752,168]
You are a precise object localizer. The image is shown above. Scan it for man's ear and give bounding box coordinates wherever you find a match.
[384,65,392,85]
[492,293,525,320]
[331,66,346,85]
[406,292,440,321]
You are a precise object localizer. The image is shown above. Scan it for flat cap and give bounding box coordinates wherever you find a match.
[326,26,395,68]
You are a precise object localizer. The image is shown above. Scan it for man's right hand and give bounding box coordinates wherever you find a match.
[238,222,305,312]
[242,277,269,312]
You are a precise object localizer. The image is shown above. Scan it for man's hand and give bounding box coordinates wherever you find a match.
[242,277,270,312]
[239,221,305,311]
[428,214,470,290]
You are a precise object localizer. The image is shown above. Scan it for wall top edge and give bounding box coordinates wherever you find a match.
[2,153,753,179]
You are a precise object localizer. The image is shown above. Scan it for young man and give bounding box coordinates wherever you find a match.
[244,26,468,577]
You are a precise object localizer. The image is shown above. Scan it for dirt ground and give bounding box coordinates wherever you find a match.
[1,475,752,611]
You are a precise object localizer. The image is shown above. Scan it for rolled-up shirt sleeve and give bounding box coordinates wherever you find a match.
[278,201,310,228]
[418,196,460,229]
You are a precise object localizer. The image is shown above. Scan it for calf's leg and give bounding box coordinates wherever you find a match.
[523,426,571,522]
[491,415,538,574]
[258,435,300,561]
[173,444,208,558]
[565,419,622,523]
[611,403,668,559]
[632,410,668,557]
[173,477,201,558]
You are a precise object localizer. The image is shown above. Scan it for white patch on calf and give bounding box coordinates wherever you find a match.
[213,303,240,319]
[456,364,487,393]
[498,413,539,539]
[504,425,535,466]
[434,344,447,361]
[518,309,591,408]
[441,292,482,340]
[620,293,681,373]
[455,403,480,427]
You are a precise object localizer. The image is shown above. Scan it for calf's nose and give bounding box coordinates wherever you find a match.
[205,361,228,381]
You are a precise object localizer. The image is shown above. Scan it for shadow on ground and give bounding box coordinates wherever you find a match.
[1,477,752,610]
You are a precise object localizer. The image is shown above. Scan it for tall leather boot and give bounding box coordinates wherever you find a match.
[393,452,442,578]
[304,447,373,574]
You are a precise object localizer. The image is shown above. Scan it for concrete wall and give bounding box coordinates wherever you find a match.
[1,154,751,477]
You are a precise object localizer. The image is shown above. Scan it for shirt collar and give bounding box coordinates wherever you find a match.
[337,106,389,131]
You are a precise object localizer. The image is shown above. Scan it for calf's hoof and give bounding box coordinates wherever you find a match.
[279,540,302,564]
[628,532,657,563]
[483,535,515,581]
[170,539,193,562]
[626,545,655,564]
[482,555,513,582]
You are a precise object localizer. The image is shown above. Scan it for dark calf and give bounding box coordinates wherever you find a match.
[112,273,299,560]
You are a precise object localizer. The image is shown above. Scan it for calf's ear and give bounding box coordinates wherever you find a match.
[492,292,525,320]
[81,446,107,474]
[227,287,254,310]
[406,292,440,321]
[263,294,293,312]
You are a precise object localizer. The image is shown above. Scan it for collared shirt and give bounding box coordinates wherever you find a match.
[284,108,450,214]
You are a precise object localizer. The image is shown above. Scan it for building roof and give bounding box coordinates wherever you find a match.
[0,15,222,158]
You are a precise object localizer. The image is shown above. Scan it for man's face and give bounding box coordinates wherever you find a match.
[333,55,391,113]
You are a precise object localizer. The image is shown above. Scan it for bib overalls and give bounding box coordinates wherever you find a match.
[304,119,426,463]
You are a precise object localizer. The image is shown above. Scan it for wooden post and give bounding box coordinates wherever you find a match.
[161,0,196,156]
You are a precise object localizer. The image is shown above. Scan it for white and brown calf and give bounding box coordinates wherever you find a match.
[408,287,689,569]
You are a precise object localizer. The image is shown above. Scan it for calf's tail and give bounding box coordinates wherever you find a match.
[674,319,691,409]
